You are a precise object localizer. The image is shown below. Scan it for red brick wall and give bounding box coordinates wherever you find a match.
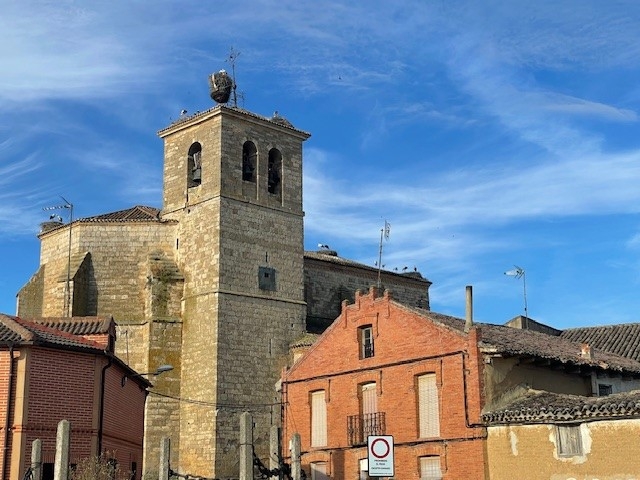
[101,363,146,478]
[283,289,486,479]
[19,346,96,477]
[1,347,145,480]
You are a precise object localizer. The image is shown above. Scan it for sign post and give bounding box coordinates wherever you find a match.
[367,435,394,477]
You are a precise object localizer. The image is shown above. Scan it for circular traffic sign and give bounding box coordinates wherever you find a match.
[370,437,390,458]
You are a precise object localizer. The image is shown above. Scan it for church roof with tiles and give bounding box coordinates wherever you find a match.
[80,205,162,222]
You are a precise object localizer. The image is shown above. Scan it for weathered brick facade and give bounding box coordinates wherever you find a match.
[282,288,486,479]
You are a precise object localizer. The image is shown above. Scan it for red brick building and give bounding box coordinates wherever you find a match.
[0,314,148,480]
[281,287,486,479]
[281,287,640,479]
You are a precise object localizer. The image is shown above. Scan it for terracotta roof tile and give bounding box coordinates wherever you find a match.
[396,303,640,375]
[26,316,114,336]
[478,322,640,374]
[561,324,640,362]
[81,205,161,222]
[0,314,103,351]
[482,389,640,424]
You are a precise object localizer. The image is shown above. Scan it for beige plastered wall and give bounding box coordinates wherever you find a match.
[486,419,640,480]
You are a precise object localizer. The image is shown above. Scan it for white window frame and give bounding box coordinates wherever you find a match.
[360,325,374,359]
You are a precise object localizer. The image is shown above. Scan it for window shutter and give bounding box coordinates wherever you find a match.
[361,383,377,415]
[311,391,327,447]
[418,374,440,438]
[556,425,583,456]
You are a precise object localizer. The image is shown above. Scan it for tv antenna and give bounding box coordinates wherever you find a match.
[376,221,391,288]
[504,265,528,318]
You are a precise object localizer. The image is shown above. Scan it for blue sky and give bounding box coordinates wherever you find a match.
[2,1,640,328]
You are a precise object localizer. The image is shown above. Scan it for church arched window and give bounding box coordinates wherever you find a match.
[267,148,282,197]
[188,142,202,187]
[242,141,257,183]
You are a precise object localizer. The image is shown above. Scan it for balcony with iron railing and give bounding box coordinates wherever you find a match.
[347,412,386,446]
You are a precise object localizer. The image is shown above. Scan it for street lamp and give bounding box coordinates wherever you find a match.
[505,265,528,318]
[121,364,174,387]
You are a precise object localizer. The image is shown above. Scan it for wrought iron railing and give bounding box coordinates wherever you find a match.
[347,412,386,445]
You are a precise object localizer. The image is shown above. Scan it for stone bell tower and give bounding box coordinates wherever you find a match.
[158,74,310,476]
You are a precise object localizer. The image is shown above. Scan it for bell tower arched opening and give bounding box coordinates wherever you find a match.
[188,142,202,188]
[267,148,282,200]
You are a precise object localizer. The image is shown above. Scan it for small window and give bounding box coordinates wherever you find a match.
[598,384,613,396]
[311,390,327,447]
[42,463,54,480]
[418,373,440,438]
[359,458,371,480]
[556,425,583,457]
[360,326,374,359]
[259,266,276,291]
[267,148,282,196]
[242,141,257,182]
[420,456,443,480]
[188,142,202,187]
[310,462,328,480]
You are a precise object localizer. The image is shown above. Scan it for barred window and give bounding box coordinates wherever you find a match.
[420,456,442,480]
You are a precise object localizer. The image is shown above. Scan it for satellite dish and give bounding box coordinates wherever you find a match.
[209,70,234,104]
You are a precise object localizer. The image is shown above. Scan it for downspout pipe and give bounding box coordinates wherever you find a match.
[2,345,15,480]
[97,355,113,455]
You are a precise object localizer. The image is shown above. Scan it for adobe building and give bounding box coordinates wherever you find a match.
[15,79,431,478]
[483,389,640,480]
[0,315,147,480]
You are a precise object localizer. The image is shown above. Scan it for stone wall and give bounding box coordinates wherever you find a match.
[159,107,308,478]
[304,252,431,332]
